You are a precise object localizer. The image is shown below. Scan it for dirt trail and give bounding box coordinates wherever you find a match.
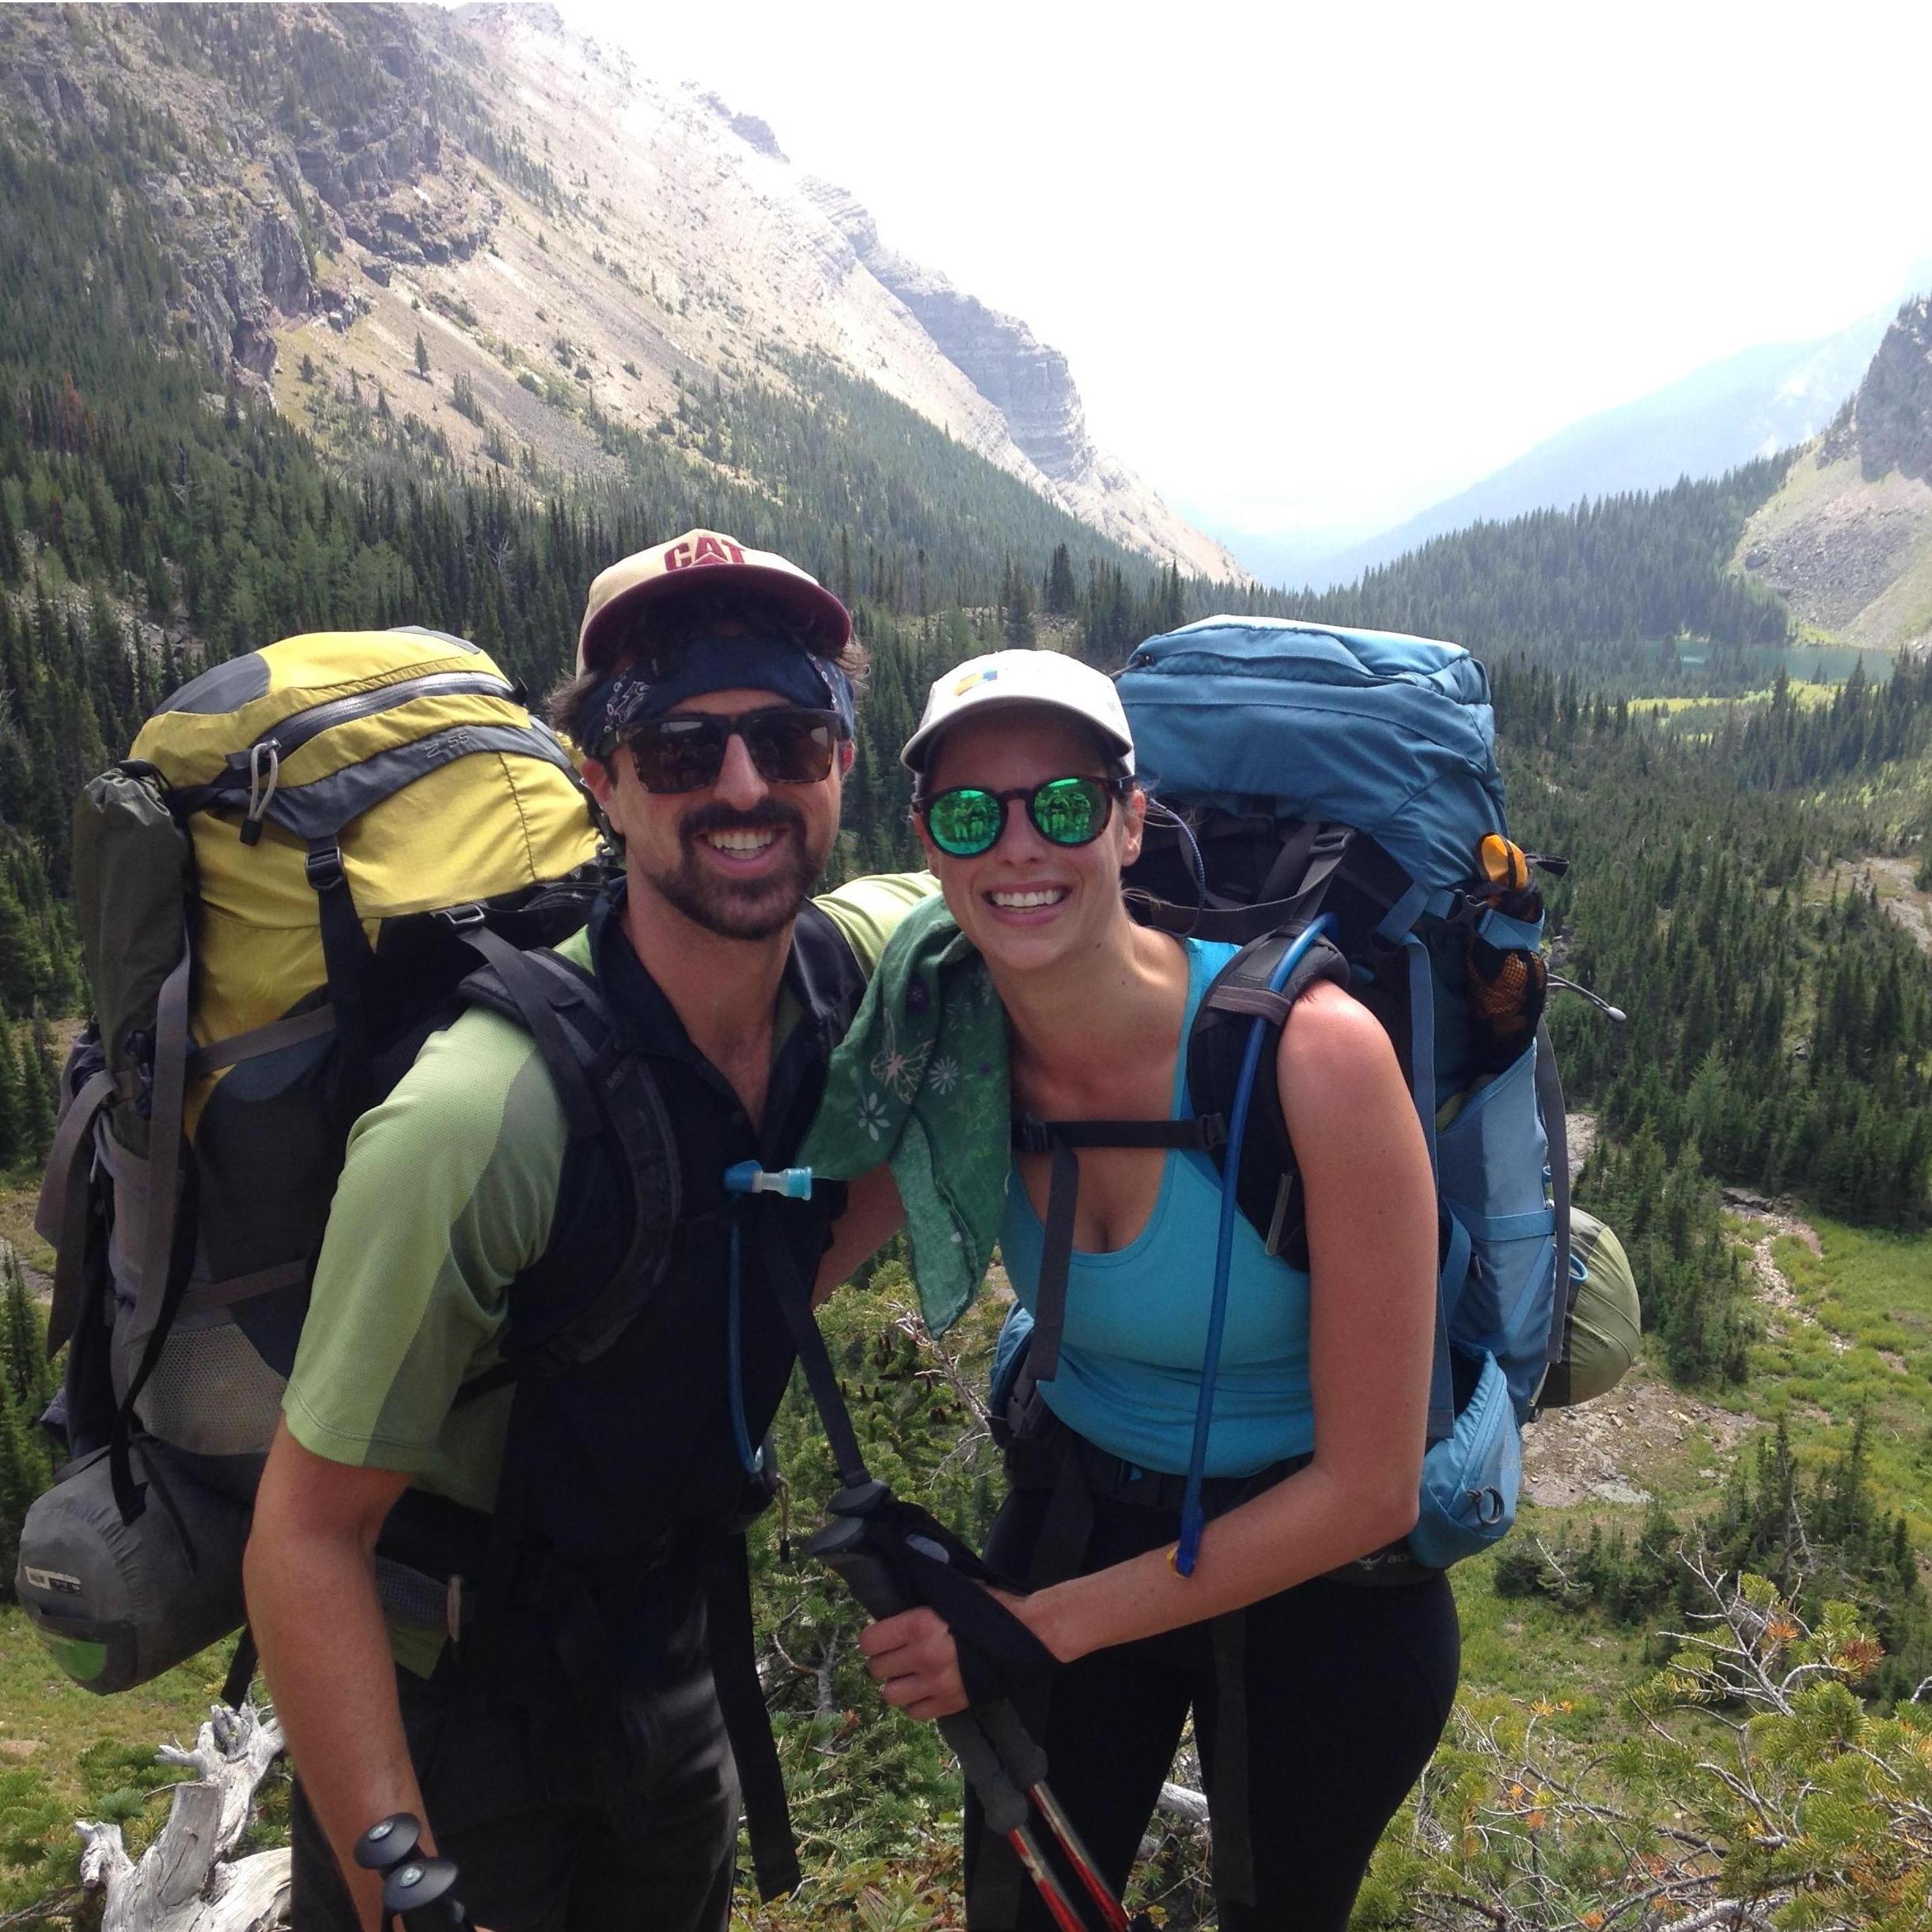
[1521,1368,1754,1508]
[1522,1168,1834,1509]
[1722,1188,1839,1351]
[1842,854,1932,955]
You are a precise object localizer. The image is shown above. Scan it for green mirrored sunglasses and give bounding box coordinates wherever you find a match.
[919,775,1127,858]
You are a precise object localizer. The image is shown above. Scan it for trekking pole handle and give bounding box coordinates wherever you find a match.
[809,1517,1032,1837]
[382,1856,474,1930]
[353,1815,474,1930]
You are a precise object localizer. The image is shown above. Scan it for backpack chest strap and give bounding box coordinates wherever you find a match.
[1010,1115,1218,1385]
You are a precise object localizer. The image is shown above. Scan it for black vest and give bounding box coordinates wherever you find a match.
[391,890,867,1895]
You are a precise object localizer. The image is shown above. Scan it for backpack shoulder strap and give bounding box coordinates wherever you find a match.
[1185,930,1351,1265]
[1008,931,1350,1385]
[453,929,681,1396]
[790,898,870,1035]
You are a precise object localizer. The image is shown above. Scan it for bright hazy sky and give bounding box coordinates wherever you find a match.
[558,0,1932,549]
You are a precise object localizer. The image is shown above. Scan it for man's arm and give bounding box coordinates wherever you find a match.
[813,1163,905,1305]
[244,1425,420,1932]
[251,1010,563,1926]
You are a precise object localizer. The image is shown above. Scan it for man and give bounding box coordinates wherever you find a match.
[244,531,929,1932]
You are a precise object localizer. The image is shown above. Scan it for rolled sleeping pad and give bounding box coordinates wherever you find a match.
[13,1436,250,1693]
[1543,1206,1640,1408]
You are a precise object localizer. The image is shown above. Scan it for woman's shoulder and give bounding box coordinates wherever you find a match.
[1276,975,1396,1084]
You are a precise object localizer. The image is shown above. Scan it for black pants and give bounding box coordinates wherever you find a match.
[967,1483,1460,1932]
[288,1620,740,1932]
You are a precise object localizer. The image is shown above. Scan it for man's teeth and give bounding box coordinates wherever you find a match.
[989,888,1066,908]
[705,828,779,854]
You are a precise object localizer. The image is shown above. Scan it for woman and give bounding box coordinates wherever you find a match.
[820,649,1455,1931]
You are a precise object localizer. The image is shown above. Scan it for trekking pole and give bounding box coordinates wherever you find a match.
[813,1496,1149,1932]
[354,1813,475,1930]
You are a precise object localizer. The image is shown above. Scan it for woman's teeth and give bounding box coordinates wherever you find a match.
[988,887,1066,909]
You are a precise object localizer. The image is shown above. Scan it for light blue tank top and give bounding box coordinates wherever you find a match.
[999,938,1315,1478]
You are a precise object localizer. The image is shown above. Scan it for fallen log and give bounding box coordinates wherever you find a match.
[75,1703,290,1932]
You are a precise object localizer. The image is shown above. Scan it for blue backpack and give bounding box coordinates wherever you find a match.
[1006,617,1587,1572]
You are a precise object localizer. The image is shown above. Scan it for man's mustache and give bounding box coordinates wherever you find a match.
[679,801,806,850]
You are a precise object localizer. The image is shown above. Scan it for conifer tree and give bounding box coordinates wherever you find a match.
[415,330,430,380]
[0,1024,26,1171]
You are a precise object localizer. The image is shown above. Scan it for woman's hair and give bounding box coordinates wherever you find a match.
[546,589,870,763]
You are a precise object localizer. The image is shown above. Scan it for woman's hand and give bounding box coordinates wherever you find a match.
[857,1588,1041,1722]
[858,1604,968,1720]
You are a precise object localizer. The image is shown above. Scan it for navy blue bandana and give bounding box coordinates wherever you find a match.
[578,637,856,755]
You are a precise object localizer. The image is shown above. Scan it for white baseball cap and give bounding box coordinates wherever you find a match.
[902,650,1135,776]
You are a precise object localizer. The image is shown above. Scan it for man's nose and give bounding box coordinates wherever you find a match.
[713,728,771,809]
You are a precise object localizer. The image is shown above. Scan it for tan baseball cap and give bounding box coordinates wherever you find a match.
[576,529,851,672]
[902,650,1135,775]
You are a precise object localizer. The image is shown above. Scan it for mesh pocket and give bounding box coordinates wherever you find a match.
[131,1320,286,1460]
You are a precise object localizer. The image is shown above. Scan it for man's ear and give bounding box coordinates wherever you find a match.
[838,738,856,777]
[582,754,616,811]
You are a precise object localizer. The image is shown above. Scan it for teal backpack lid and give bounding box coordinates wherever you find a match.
[1119,616,1507,892]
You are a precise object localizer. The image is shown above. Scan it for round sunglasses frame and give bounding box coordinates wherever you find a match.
[916,775,1131,858]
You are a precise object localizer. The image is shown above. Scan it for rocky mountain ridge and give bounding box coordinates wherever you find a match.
[0,3,1239,581]
[1738,296,1932,655]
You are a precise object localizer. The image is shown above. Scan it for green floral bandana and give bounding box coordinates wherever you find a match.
[799,892,1010,1335]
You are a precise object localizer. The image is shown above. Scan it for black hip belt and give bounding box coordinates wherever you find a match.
[1007,1402,1310,1517]
[1006,1398,1433,1589]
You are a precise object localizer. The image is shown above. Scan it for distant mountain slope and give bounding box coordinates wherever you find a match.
[0,2,1237,580]
[1257,300,1909,591]
[1737,297,1932,655]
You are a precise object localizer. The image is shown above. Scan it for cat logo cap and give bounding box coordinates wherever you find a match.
[577,529,852,672]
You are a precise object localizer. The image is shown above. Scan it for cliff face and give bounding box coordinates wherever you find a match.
[801,182,1163,545]
[0,7,502,381]
[1740,298,1932,653]
[0,4,1239,579]
[1832,296,1932,485]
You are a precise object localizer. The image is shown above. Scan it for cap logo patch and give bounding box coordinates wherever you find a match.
[953,667,998,695]
[665,535,746,572]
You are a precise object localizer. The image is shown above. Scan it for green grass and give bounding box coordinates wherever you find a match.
[1737,1216,1932,1540]
[0,1608,271,1916]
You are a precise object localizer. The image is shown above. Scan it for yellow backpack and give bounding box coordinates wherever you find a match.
[22,627,602,1691]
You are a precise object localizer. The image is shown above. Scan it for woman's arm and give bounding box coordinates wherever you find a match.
[860,981,1438,1717]
[813,1162,907,1307]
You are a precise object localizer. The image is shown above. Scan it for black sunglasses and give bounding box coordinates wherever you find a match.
[624,706,844,794]
[919,776,1128,857]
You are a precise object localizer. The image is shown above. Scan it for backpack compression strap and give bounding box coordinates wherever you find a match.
[1532,1021,1574,1406]
[1009,1116,1217,1386]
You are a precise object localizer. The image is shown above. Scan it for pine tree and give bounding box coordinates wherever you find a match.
[1045,543,1077,617]
[0,1244,51,1421]
[0,1024,26,1170]
[1002,558,1035,648]
[18,1023,54,1161]
[415,330,430,380]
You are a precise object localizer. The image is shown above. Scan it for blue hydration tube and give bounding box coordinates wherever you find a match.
[723,1163,814,1476]
[1174,914,1336,1577]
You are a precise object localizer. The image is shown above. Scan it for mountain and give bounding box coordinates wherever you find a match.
[1736,295,1932,655]
[0,2,1237,581]
[1253,297,1915,591]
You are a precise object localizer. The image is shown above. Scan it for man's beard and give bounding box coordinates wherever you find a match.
[645,800,828,941]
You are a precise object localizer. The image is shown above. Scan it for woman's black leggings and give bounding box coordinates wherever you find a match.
[967,1483,1460,1932]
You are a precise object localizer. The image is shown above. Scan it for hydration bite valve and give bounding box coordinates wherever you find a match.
[723,1161,814,1199]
